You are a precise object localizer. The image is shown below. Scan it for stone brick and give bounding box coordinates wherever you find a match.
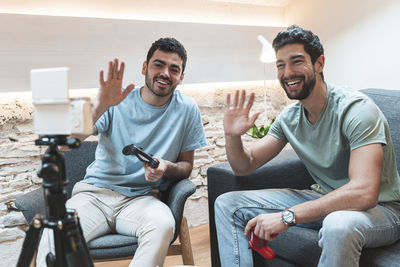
[0,157,32,166]
[197,144,215,152]
[10,178,32,190]
[194,150,210,159]
[0,211,26,227]
[0,228,25,242]
[0,203,7,216]
[190,168,200,178]
[15,122,34,134]
[0,164,37,177]
[200,167,208,177]
[0,175,12,182]
[0,186,12,194]
[213,137,225,147]
[0,238,24,267]
[184,197,209,228]
[0,191,23,203]
[193,158,214,166]
[190,177,204,186]
[31,173,42,184]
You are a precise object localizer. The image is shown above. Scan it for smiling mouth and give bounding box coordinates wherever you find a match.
[281,75,305,90]
[155,78,171,87]
[157,80,169,85]
[286,79,302,88]
[155,76,171,85]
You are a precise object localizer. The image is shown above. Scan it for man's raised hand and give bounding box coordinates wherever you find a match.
[224,90,260,137]
[97,58,135,108]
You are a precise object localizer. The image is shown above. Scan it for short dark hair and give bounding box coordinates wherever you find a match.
[272,25,324,65]
[146,37,187,73]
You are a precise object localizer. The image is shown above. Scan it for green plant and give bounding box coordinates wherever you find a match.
[248,119,275,138]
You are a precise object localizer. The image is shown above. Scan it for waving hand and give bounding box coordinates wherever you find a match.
[97,58,135,108]
[224,90,260,137]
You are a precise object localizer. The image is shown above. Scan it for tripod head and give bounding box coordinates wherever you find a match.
[35,135,81,148]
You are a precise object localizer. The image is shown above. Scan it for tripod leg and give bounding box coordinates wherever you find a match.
[62,210,94,267]
[17,216,44,267]
[36,228,57,267]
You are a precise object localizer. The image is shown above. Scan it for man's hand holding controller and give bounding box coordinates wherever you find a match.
[122,144,166,182]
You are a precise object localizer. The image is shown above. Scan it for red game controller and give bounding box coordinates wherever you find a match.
[248,229,277,260]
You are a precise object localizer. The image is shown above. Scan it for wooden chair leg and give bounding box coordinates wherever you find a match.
[179,216,194,265]
[30,250,37,267]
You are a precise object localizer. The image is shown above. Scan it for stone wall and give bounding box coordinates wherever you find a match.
[0,80,292,266]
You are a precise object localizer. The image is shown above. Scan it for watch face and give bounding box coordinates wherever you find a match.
[282,210,294,223]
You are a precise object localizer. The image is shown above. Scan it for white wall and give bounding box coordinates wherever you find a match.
[0,0,287,92]
[0,0,285,26]
[284,0,400,90]
[0,13,282,92]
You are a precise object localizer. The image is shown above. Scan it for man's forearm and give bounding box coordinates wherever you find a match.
[225,134,253,176]
[164,160,193,181]
[92,98,110,125]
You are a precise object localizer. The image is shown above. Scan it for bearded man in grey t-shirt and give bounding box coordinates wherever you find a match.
[215,25,400,267]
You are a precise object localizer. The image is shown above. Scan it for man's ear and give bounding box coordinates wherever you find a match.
[178,72,185,85]
[141,61,147,75]
[315,55,325,74]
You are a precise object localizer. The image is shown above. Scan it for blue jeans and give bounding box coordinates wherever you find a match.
[214,188,400,267]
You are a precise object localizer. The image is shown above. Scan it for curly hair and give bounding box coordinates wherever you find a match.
[146,37,187,72]
[272,25,324,65]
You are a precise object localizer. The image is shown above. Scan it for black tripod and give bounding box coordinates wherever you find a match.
[17,135,94,267]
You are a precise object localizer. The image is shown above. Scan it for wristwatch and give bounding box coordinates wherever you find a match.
[281,208,296,226]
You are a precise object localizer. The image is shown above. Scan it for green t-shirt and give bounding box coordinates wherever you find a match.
[269,83,400,203]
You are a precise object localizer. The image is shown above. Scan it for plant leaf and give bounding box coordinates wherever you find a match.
[248,119,275,138]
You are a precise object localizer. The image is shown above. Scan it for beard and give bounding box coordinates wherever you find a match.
[145,70,178,98]
[281,69,317,100]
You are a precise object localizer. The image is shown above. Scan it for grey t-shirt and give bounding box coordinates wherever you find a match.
[269,83,400,203]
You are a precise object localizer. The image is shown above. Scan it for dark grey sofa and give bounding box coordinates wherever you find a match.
[207,89,400,267]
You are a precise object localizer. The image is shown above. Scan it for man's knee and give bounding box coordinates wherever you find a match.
[319,211,364,244]
[141,215,175,244]
[215,191,239,214]
[158,215,175,235]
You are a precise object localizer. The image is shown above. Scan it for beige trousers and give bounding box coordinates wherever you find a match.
[36,182,175,267]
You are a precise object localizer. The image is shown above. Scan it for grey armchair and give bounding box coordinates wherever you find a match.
[207,88,400,267]
[15,141,196,265]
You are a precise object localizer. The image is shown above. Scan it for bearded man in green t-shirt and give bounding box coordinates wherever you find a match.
[215,25,400,267]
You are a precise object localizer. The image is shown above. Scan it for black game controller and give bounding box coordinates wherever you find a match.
[122,144,160,169]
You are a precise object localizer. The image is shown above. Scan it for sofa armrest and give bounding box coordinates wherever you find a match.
[163,178,196,242]
[207,148,314,267]
[15,187,46,224]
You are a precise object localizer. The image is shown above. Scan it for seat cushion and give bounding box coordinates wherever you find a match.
[88,234,138,259]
